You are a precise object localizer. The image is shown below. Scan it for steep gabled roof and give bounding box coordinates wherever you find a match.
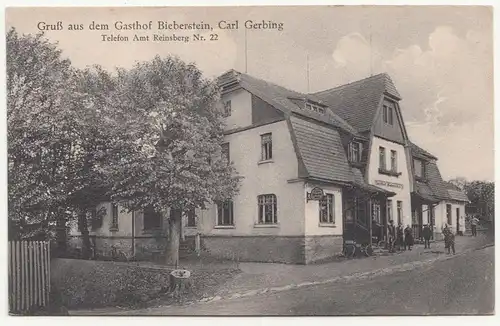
[218,70,361,136]
[313,73,401,132]
[289,116,353,183]
[409,141,438,160]
[413,181,440,203]
[425,161,451,200]
[444,182,470,203]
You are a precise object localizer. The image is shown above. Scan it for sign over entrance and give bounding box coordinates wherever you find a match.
[307,187,325,202]
[374,180,404,189]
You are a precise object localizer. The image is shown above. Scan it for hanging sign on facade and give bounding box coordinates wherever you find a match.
[374,180,404,189]
[307,187,325,202]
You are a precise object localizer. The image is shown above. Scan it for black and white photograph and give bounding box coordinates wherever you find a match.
[4,3,496,317]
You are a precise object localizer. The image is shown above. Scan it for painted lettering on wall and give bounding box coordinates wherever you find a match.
[374,180,404,189]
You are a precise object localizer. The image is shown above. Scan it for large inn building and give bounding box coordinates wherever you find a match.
[68,70,469,264]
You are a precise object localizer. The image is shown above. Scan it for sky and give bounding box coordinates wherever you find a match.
[5,6,494,182]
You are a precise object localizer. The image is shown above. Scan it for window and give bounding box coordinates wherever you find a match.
[348,141,363,163]
[390,150,397,172]
[414,159,424,178]
[143,206,162,230]
[379,147,386,170]
[319,194,335,224]
[186,208,196,227]
[258,194,278,224]
[305,102,326,114]
[261,133,272,161]
[446,204,452,225]
[223,100,232,117]
[387,199,393,222]
[397,201,403,225]
[221,142,230,164]
[90,208,102,231]
[110,204,119,230]
[217,200,234,226]
[357,198,368,226]
[383,105,394,125]
[372,200,381,223]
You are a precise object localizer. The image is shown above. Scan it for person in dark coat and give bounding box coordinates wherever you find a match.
[388,220,396,253]
[404,224,414,251]
[422,224,432,249]
[443,224,456,254]
[396,223,405,251]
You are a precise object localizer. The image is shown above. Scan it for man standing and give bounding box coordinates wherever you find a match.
[404,225,414,251]
[388,220,396,253]
[396,223,405,251]
[470,215,479,237]
[422,224,432,249]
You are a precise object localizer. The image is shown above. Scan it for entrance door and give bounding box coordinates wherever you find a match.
[456,208,460,234]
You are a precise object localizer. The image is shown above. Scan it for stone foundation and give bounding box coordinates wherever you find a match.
[304,235,343,263]
[201,235,343,264]
[67,235,196,261]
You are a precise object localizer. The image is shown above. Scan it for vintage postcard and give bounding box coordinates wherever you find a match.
[5,4,495,317]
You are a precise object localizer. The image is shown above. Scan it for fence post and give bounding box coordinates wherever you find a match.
[16,241,21,311]
[21,241,25,311]
[29,241,33,309]
[39,242,45,306]
[45,242,50,305]
[8,241,12,312]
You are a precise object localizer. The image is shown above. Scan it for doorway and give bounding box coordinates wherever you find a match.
[456,207,460,235]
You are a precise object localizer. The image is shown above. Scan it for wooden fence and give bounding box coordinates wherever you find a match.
[8,241,51,313]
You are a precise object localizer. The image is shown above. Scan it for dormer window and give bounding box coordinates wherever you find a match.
[383,104,394,125]
[305,102,325,114]
[348,141,363,163]
[414,159,425,178]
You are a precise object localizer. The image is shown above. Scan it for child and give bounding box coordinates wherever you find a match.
[443,224,456,254]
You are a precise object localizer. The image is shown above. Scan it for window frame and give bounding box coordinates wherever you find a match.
[319,193,335,225]
[446,204,452,225]
[186,208,197,228]
[348,141,363,163]
[305,102,326,114]
[260,133,273,161]
[110,203,119,230]
[372,200,381,224]
[379,147,386,170]
[257,194,278,225]
[387,199,393,223]
[216,200,234,226]
[383,104,394,125]
[414,159,425,178]
[390,150,397,172]
[397,201,403,225]
[143,206,162,231]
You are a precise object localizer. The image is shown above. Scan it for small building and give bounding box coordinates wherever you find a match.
[68,70,468,263]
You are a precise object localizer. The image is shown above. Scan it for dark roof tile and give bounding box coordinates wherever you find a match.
[218,70,361,136]
[313,73,401,132]
[290,116,353,183]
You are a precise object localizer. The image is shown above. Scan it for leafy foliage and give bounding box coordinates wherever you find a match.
[449,177,494,221]
[106,56,241,214]
[7,28,74,239]
[7,29,241,262]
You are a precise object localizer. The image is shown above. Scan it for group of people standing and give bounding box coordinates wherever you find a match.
[385,220,439,253]
[387,220,418,252]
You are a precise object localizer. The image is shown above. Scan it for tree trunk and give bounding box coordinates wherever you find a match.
[78,211,92,259]
[55,215,67,257]
[165,210,182,267]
